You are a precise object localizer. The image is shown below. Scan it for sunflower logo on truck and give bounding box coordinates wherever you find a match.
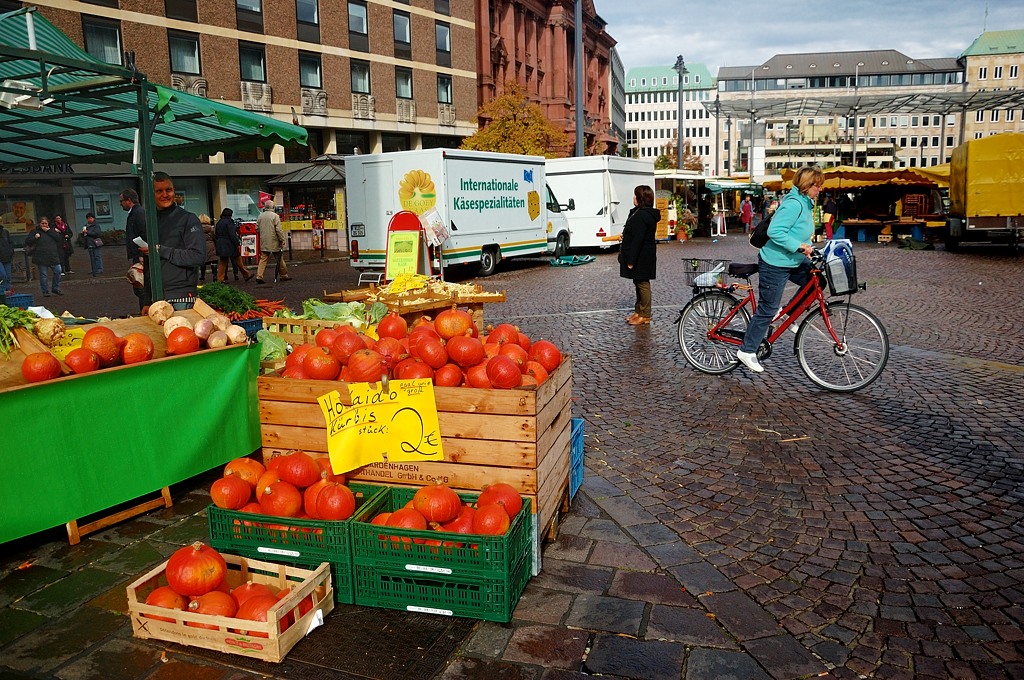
[399,170,437,215]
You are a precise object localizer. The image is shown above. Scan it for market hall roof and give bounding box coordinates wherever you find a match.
[706,89,1024,120]
[265,155,347,187]
[0,8,307,168]
[718,50,961,80]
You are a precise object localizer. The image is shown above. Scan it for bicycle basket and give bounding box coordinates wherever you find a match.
[822,240,858,295]
[683,259,729,289]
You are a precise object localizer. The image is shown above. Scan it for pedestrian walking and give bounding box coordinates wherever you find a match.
[740,195,753,234]
[121,188,150,310]
[27,216,64,297]
[81,212,104,277]
[197,214,218,282]
[215,208,253,283]
[255,200,290,284]
[53,215,74,274]
[619,184,660,325]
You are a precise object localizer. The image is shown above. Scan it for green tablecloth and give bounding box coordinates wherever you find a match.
[1,344,261,544]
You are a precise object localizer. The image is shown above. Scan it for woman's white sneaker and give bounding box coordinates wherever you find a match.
[736,350,764,373]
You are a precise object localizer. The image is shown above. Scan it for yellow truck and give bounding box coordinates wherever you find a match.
[946,132,1023,250]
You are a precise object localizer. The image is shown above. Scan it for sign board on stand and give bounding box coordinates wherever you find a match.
[383,210,434,282]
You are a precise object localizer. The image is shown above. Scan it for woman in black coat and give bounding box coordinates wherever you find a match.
[214,208,253,282]
[28,216,65,296]
[618,185,660,325]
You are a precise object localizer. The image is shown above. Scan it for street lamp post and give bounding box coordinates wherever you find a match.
[748,67,756,175]
[851,61,864,166]
[673,55,687,169]
[714,92,720,176]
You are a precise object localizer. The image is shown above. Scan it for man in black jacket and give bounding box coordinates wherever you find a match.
[120,188,149,310]
[136,172,206,304]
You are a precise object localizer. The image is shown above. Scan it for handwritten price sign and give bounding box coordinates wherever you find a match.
[317,378,444,474]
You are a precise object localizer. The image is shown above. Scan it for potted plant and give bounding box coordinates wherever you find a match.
[676,204,697,240]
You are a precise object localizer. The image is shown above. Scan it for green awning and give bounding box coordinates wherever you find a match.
[0,8,307,167]
[704,180,764,195]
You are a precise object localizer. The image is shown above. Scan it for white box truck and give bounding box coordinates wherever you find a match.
[345,149,572,276]
[545,155,656,249]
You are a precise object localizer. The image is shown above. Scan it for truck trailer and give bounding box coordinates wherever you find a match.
[345,149,572,276]
[945,132,1023,250]
[545,155,656,249]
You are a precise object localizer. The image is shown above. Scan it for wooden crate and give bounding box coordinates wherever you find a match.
[258,356,573,541]
[127,553,334,664]
[261,317,354,346]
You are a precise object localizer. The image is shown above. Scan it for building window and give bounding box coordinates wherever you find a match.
[990,109,999,122]
[932,136,939,146]
[911,115,919,127]
[434,0,450,15]
[83,17,122,65]
[165,0,197,22]
[239,43,266,82]
[349,2,368,52]
[435,22,451,68]
[994,66,1003,79]
[299,52,322,88]
[236,0,263,32]
[976,110,985,122]
[437,74,452,103]
[396,67,413,99]
[168,32,200,75]
[351,59,370,94]
[394,11,411,60]
[978,66,988,80]
[296,0,319,41]
[1011,65,1019,79]
[81,0,117,6]
[1009,109,1016,122]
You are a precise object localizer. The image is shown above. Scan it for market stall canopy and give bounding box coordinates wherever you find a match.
[708,89,1024,119]
[778,166,940,190]
[704,179,764,195]
[0,8,307,167]
[266,154,347,187]
[906,163,950,187]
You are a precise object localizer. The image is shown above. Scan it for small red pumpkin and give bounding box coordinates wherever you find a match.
[434,307,474,340]
[412,484,462,523]
[432,363,464,387]
[476,482,523,520]
[259,481,303,517]
[303,346,341,381]
[21,352,62,383]
[144,586,188,622]
[348,349,387,383]
[186,590,238,629]
[165,542,227,597]
[485,323,519,346]
[486,355,522,389]
[234,594,285,637]
[377,311,409,339]
[472,504,511,535]
[315,482,357,520]
[224,457,266,488]
[276,450,322,488]
[232,581,277,608]
[528,340,562,372]
[210,475,252,510]
[446,335,486,368]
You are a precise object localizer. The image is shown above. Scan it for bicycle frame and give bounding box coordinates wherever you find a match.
[710,270,843,349]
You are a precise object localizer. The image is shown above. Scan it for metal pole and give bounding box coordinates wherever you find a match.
[851,62,863,167]
[714,93,720,176]
[749,68,755,176]
[574,0,584,156]
[674,56,687,169]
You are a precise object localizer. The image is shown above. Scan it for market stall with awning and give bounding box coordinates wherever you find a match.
[0,7,307,299]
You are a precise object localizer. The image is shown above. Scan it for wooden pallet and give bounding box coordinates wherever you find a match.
[66,487,172,545]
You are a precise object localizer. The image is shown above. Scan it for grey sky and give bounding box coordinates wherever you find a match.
[596,1,1022,74]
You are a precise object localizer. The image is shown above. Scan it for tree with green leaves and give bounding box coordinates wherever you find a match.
[461,81,571,158]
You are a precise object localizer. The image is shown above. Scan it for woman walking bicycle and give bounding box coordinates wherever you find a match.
[735,166,822,374]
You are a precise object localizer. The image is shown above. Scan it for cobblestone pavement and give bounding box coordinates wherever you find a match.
[2,235,1023,679]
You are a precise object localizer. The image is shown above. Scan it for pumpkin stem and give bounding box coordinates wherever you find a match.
[190,541,204,551]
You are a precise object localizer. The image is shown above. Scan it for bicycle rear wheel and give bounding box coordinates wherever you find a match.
[677,291,748,374]
[796,302,889,392]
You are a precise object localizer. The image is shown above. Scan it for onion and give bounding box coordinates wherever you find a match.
[147,300,174,325]
[163,316,193,338]
[207,330,228,348]
[225,325,249,345]
[193,318,214,342]
[208,313,231,332]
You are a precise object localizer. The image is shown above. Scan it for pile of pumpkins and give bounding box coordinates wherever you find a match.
[279,307,564,389]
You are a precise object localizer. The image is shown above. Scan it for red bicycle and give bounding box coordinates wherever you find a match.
[675,252,889,392]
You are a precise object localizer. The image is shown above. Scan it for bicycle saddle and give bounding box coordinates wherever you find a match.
[728,263,758,277]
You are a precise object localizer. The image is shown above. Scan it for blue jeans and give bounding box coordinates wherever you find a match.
[0,260,11,292]
[740,258,811,353]
[38,263,62,294]
[88,247,103,275]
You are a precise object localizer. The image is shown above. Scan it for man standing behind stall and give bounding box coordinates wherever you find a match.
[121,188,149,310]
[255,199,290,284]
[136,172,206,303]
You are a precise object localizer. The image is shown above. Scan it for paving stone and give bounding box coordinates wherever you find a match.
[646,542,703,569]
[145,516,210,547]
[36,539,121,572]
[55,637,161,680]
[583,633,685,680]
[588,540,656,571]
[701,590,782,641]
[91,541,167,576]
[609,571,698,607]
[579,475,623,500]
[501,624,588,669]
[2,603,126,673]
[0,563,68,608]
[513,586,574,625]
[577,518,634,543]
[138,658,233,680]
[626,522,681,546]
[88,582,130,615]
[530,559,613,595]
[541,533,593,563]
[91,519,166,546]
[589,494,657,527]
[538,670,594,680]
[463,622,515,659]
[647,604,738,648]
[743,634,826,679]
[564,593,645,636]
[684,647,773,680]
[15,568,125,617]
[669,561,735,594]
[0,606,47,647]
[437,657,540,680]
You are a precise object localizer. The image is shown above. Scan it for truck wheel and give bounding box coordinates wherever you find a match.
[554,233,569,257]
[479,247,499,277]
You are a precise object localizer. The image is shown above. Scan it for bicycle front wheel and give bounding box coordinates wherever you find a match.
[677,291,748,375]
[796,302,889,392]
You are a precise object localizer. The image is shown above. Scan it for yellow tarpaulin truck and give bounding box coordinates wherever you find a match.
[946,132,1024,250]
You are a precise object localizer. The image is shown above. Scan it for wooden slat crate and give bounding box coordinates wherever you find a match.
[258,356,573,542]
[261,317,355,346]
[127,553,334,663]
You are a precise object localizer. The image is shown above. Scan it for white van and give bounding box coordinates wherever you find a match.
[345,149,572,276]
[545,156,656,249]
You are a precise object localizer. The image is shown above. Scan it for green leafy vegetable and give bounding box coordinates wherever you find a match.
[256,329,287,361]
[0,304,38,356]
[197,282,259,315]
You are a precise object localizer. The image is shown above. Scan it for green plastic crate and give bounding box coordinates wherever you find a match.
[350,487,532,580]
[354,553,531,623]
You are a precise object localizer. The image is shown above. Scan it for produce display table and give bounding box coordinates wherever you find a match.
[324,285,505,330]
[0,334,261,544]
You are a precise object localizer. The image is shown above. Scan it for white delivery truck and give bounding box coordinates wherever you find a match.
[545,155,656,249]
[345,148,572,276]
